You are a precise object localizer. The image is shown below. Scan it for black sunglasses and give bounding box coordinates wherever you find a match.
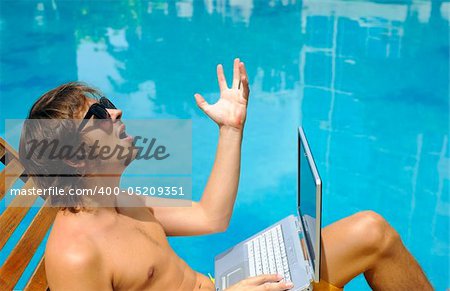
[78,97,117,132]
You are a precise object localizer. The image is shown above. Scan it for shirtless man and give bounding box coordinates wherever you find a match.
[19,59,432,291]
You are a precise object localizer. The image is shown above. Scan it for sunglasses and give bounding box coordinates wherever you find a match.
[78,97,117,132]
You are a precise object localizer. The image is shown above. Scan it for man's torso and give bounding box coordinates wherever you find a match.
[45,206,214,290]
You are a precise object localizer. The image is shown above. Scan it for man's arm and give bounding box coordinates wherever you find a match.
[151,58,249,236]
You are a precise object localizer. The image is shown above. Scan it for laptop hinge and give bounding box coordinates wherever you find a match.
[295,216,314,282]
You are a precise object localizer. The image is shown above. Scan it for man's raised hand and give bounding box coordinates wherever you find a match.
[194,58,249,131]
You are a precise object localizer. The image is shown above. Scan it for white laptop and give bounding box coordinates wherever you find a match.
[214,127,322,291]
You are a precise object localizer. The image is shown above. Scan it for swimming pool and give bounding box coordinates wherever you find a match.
[0,0,448,289]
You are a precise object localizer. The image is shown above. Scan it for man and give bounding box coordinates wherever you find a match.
[19,59,432,290]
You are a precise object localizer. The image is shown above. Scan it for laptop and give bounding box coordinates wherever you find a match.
[214,127,322,291]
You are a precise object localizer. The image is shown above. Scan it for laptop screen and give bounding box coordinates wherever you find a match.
[298,127,322,281]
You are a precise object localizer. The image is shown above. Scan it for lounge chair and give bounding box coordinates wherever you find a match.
[0,137,57,290]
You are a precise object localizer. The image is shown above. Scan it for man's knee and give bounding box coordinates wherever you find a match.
[351,210,400,257]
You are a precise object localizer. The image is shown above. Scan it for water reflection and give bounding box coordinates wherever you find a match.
[297,1,449,288]
[0,0,449,289]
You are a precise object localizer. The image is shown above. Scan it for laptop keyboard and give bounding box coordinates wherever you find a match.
[246,224,291,282]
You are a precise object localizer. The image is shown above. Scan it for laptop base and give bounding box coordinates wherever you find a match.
[215,215,314,291]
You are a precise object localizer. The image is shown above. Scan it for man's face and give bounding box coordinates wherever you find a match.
[79,98,137,174]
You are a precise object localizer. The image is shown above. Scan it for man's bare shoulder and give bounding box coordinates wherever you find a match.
[45,212,111,290]
[46,228,98,266]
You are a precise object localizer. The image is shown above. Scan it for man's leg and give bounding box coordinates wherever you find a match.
[319,211,432,290]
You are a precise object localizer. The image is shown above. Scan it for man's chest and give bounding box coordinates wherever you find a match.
[100,210,177,289]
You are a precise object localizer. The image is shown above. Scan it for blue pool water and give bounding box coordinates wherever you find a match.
[0,0,449,289]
